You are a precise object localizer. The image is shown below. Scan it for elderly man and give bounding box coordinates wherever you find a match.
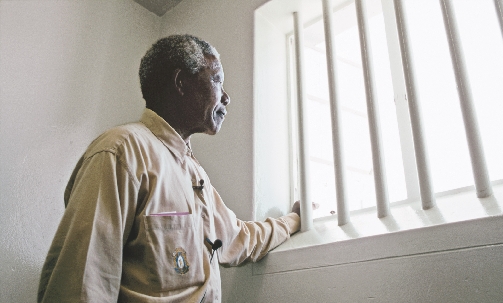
[38,34,301,302]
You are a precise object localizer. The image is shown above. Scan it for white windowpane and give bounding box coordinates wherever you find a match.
[302,2,403,218]
[404,0,503,193]
[404,0,472,193]
[309,160,337,217]
[368,11,407,203]
[454,0,503,182]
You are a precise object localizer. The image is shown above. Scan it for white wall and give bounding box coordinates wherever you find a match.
[236,244,503,302]
[254,11,292,221]
[0,1,160,301]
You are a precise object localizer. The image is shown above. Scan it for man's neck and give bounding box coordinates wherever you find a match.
[147,104,192,144]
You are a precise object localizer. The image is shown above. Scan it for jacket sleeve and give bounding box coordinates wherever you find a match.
[211,188,300,266]
[38,151,138,303]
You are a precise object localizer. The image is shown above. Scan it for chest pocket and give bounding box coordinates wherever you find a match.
[144,214,206,292]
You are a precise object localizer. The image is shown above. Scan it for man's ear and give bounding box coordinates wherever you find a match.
[173,68,184,96]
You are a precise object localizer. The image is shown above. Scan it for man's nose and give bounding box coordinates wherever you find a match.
[221,88,230,106]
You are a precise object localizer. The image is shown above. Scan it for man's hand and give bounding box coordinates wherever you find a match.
[291,201,319,217]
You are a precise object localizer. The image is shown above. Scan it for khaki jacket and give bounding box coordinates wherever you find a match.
[38,109,300,302]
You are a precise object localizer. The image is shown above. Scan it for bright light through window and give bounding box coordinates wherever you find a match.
[293,0,503,219]
[297,1,405,218]
[404,0,503,193]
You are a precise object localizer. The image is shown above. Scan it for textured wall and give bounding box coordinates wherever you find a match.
[0,1,160,301]
[253,11,292,221]
[230,244,503,303]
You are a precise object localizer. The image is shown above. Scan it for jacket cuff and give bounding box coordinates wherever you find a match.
[279,213,301,235]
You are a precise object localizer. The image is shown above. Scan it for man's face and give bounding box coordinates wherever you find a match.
[183,56,230,135]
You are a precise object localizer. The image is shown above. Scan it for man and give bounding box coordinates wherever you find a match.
[38,34,301,302]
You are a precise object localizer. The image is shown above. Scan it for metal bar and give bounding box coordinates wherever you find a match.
[495,0,503,39]
[293,11,314,231]
[286,37,300,220]
[355,0,390,218]
[439,0,493,198]
[322,0,350,225]
[393,0,436,209]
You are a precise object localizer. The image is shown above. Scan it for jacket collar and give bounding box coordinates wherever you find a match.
[140,108,190,163]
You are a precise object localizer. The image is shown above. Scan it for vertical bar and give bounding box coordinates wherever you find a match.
[322,0,349,225]
[495,0,503,38]
[380,0,420,201]
[393,0,436,209]
[287,37,300,213]
[293,11,314,231]
[355,0,390,218]
[439,0,493,198]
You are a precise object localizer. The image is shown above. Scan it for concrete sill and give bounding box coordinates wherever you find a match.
[253,182,503,275]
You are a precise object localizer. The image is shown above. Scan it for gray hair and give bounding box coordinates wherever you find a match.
[139,34,220,102]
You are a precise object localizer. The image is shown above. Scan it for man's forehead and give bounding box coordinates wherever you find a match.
[206,56,222,70]
[197,55,224,79]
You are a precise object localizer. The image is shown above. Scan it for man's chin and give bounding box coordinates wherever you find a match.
[204,124,222,135]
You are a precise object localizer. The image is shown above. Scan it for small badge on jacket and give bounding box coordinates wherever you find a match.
[172,247,190,275]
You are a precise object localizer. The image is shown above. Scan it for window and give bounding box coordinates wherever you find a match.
[290,0,503,221]
[255,0,503,225]
[293,1,407,218]
[253,0,503,275]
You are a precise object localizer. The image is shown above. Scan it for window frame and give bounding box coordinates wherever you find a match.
[253,0,503,264]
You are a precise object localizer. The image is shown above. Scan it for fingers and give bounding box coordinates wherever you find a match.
[291,201,301,216]
[291,201,319,217]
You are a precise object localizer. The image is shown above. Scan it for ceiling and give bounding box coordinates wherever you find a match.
[134,0,184,16]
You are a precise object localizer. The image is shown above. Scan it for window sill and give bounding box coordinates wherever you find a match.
[253,182,503,275]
